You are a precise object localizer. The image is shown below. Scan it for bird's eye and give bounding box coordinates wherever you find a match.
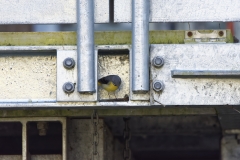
[113,83,117,86]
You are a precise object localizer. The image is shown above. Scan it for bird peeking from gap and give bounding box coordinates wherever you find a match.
[98,75,121,99]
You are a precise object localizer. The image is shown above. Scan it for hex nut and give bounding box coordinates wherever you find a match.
[63,82,75,93]
[63,58,75,69]
[153,80,164,92]
[152,56,164,68]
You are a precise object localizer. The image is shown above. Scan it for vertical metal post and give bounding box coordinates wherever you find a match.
[61,119,67,160]
[77,0,95,93]
[22,121,27,160]
[132,0,150,92]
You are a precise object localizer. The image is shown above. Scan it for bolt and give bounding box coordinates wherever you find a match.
[153,80,164,92]
[152,56,164,68]
[63,82,75,93]
[63,58,75,69]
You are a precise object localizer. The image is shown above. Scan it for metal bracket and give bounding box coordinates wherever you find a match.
[184,30,227,44]
[57,49,97,102]
[57,45,149,102]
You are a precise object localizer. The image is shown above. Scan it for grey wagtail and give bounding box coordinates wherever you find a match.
[98,75,121,98]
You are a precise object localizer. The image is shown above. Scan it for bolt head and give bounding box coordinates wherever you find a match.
[152,56,164,68]
[63,82,75,93]
[63,58,75,69]
[153,80,164,92]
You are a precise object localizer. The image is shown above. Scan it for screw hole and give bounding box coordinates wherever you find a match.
[218,31,224,37]
[187,31,193,37]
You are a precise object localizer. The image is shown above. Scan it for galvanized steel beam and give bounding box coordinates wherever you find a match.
[150,43,240,105]
[132,0,150,92]
[0,0,109,24]
[115,0,240,22]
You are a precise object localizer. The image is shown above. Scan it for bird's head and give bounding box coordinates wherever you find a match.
[112,76,121,87]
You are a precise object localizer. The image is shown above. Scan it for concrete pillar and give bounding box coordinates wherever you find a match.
[67,119,122,160]
[221,135,240,160]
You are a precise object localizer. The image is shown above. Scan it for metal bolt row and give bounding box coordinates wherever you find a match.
[62,58,75,93]
[152,56,165,92]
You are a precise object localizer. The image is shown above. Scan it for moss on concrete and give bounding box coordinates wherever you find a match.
[0,108,216,117]
[0,30,233,46]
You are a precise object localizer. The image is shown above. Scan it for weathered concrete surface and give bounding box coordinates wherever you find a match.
[0,155,62,160]
[0,108,217,117]
[105,116,221,160]
[98,53,129,100]
[112,139,125,160]
[0,155,21,160]
[221,135,240,160]
[67,119,121,160]
[31,155,61,160]
[0,54,56,99]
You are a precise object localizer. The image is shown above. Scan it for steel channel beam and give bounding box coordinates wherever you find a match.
[77,0,95,93]
[132,0,149,92]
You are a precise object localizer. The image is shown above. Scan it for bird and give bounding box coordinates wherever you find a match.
[98,75,121,99]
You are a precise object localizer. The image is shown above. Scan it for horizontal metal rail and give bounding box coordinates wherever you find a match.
[172,70,240,78]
